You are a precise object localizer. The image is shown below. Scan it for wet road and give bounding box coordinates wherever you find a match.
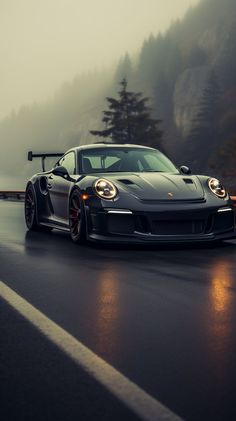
[1,201,236,420]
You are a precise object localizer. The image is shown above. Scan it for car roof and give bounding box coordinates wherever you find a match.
[67,143,156,154]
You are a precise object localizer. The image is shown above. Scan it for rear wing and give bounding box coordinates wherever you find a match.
[28,151,63,171]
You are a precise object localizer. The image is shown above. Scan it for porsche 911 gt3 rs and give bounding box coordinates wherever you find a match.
[25,144,236,244]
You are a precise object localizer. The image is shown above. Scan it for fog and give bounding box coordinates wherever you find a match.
[0,0,199,119]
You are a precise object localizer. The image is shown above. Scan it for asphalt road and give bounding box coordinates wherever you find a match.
[1,201,236,421]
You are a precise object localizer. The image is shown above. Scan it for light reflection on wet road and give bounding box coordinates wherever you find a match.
[1,201,236,420]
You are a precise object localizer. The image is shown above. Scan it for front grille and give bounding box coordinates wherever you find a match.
[103,209,235,237]
[151,220,205,235]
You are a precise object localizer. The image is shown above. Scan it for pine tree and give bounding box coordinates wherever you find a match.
[90,79,163,147]
[114,53,133,85]
[188,71,221,168]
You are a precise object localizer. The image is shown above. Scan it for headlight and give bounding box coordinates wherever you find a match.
[208,178,227,198]
[94,178,117,199]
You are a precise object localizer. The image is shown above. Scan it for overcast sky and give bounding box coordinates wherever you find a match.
[0,0,200,119]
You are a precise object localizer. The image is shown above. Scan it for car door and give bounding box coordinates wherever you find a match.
[47,151,76,221]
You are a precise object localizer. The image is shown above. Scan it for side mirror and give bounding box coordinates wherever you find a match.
[52,165,69,178]
[180,165,191,175]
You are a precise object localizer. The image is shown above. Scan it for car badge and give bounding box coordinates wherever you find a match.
[168,192,174,198]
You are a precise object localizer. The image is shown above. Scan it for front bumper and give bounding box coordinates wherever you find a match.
[86,205,236,244]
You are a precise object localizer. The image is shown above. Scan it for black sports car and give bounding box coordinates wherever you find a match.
[25,143,236,244]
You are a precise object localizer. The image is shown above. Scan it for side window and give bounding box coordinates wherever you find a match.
[58,157,64,166]
[60,152,76,174]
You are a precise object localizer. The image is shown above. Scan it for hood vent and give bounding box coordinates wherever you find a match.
[183,178,194,184]
[118,179,134,185]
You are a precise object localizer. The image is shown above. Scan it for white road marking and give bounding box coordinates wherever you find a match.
[0,280,183,421]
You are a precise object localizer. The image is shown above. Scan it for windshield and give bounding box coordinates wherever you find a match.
[80,148,178,174]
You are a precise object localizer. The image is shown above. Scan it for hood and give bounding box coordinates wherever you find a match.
[109,173,205,201]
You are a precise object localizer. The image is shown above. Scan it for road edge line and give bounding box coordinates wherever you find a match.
[0,280,183,421]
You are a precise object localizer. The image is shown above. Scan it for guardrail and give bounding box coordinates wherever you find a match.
[0,191,236,205]
[0,191,25,201]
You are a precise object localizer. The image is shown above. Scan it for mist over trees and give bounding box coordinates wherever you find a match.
[1,0,236,191]
[0,70,113,177]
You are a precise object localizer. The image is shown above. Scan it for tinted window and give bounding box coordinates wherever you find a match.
[59,152,76,174]
[81,148,178,174]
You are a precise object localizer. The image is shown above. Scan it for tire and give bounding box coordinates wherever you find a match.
[69,190,86,243]
[25,184,38,230]
[25,184,52,232]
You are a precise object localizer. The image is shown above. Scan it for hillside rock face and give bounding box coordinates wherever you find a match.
[173,65,210,137]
